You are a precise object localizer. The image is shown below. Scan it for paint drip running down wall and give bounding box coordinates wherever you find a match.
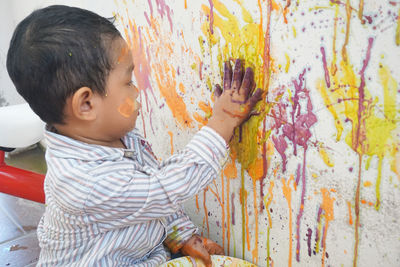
[114,0,400,266]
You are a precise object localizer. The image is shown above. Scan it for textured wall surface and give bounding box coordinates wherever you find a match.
[115,1,400,266]
[2,0,399,266]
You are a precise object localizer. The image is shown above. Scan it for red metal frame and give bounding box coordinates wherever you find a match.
[0,150,45,203]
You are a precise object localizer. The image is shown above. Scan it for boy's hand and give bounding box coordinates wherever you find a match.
[180,235,224,267]
[207,59,262,143]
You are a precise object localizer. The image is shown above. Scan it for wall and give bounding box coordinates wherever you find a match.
[115,1,400,266]
[2,1,399,266]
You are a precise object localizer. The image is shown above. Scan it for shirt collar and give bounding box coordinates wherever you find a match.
[44,128,140,161]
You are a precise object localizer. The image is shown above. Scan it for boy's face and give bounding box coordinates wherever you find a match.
[98,38,141,140]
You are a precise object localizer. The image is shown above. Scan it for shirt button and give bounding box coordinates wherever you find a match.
[124,151,134,158]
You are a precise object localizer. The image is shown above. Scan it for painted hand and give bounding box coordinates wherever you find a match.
[207,59,262,143]
[180,235,224,267]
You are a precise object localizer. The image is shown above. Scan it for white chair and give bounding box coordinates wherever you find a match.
[0,103,46,203]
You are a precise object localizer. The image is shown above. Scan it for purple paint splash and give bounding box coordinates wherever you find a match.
[306,228,313,257]
[295,163,301,186]
[271,69,317,262]
[147,0,174,32]
[320,47,331,88]
[272,135,288,172]
[354,37,374,151]
[208,0,214,34]
[295,149,307,262]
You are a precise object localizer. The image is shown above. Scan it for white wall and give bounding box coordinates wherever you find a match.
[0,0,116,106]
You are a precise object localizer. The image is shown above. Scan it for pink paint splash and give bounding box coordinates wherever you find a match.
[354,37,374,152]
[272,135,288,172]
[306,228,313,257]
[129,24,159,137]
[208,0,214,34]
[271,69,317,262]
[147,0,174,32]
[320,47,331,88]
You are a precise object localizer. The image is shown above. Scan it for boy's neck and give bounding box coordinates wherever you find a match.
[53,124,126,149]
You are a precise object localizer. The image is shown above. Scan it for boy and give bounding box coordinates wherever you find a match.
[6,5,261,267]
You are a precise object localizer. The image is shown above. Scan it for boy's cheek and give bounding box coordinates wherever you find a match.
[118,97,136,118]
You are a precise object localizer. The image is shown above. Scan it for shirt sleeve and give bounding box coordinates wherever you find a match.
[83,126,228,226]
[163,207,198,253]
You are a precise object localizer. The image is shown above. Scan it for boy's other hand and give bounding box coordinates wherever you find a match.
[207,59,262,143]
[180,235,224,267]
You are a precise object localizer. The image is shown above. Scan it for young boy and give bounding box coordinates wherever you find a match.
[6,5,261,267]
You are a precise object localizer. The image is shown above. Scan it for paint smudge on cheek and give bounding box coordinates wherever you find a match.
[117,45,130,64]
[118,97,136,118]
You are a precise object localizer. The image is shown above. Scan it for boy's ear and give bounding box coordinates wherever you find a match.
[70,87,98,121]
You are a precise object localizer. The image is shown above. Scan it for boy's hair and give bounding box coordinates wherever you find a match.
[6,5,122,124]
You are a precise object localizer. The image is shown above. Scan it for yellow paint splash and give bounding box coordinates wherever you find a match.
[263,181,275,267]
[316,48,399,212]
[319,145,334,167]
[285,53,290,73]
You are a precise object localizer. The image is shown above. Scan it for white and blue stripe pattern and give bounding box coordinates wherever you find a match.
[36,126,228,266]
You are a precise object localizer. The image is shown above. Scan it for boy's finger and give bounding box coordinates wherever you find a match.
[214,84,222,98]
[240,67,254,99]
[223,61,232,90]
[248,88,263,108]
[231,59,243,91]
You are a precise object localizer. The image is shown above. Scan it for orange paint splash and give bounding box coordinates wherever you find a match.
[117,45,130,64]
[118,97,136,118]
[168,131,174,154]
[264,180,275,267]
[251,178,259,264]
[193,112,208,126]
[203,188,210,237]
[154,61,194,128]
[178,82,186,94]
[220,173,226,251]
[281,175,294,267]
[320,188,335,267]
[122,11,194,129]
[223,151,237,254]
[226,176,231,254]
[363,181,372,187]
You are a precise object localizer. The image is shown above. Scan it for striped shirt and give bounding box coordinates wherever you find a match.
[36,126,228,266]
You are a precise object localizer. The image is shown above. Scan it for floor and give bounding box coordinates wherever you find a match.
[0,145,46,267]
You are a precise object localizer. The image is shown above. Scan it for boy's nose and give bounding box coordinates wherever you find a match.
[135,99,141,110]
